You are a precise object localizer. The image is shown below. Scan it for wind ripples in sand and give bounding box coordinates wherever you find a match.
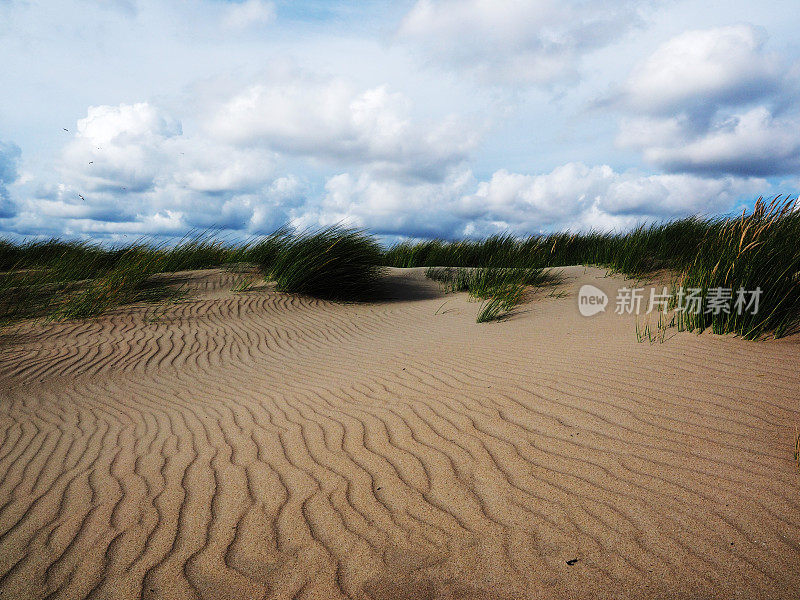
[0,267,798,600]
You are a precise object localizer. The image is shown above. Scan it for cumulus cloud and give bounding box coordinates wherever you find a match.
[0,140,21,218]
[462,164,764,232]
[622,107,800,176]
[40,95,766,239]
[22,72,478,237]
[33,102,295,235]
[206,76,477,180]
[305,163,765,238]
[63,103,182,194]
[616,25,800,177]
[623,25,783,115]
[301,169,476,237]
[399,0,644,85]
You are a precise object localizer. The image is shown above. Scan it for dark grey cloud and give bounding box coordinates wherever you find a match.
[616,25,800,178]
[0,140,21,219]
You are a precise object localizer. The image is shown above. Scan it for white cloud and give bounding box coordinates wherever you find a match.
[304,163,765,238]
[469,164,616,225]
[626,106,800,176]
[223,0,276,30]
[20,77,479,237]
[62,103,182,194]
[399,0,644,85]
[616,25,800,177]
[37,102,297,235]
[1,2,794,242]
[206,75,477,180]
[22,91,767,239]
[464,164,764,231]
[76,103,181,145]
[623,25,782,114]
[301,169,475,237]
[597,171,764,216]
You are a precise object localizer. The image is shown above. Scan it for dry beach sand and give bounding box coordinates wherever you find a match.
[0,266,798,600]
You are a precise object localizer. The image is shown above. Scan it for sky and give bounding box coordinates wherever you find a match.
[1,0,799,242]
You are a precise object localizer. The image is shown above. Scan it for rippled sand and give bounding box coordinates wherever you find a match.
[1,266,798,600]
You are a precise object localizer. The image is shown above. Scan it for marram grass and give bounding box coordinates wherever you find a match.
[426,266,552,322]
[404,196,800,337]
[261,226,385,301]
[0,235,249,322]
[673,197,800,339]
[1,196,798,336]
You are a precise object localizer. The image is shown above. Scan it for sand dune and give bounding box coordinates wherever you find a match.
[1,266,798,600]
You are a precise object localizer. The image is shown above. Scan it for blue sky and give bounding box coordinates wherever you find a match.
[1,0,799,241]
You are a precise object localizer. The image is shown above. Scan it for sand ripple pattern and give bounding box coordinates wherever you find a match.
[1,267,799,600]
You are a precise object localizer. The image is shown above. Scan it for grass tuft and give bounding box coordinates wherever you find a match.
[635,313,672,344]
[403,197,800,337]
[48,247,169,320]
[260,226,385,301]
[674,197,800,339]
[794,427,800,471]
[426,266,553,322]
[0,234,244,322]
[476,283,527,323]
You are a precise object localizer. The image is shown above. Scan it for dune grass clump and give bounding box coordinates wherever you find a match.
[261,226,385,301]
[794,428,800,471]
[2,196,798,336]
[386,220,713,277]
[397,197,800,337]
[674,197,800,339]
[0,238,114,275]
[241,230,288,268]
[426,265,552,295]
[49,246,169,320]
[530,217,714,277]
[0,239,124,321]
[475,283,527,323]
[0,234,247,322]
[387,235,528,268]
[635,313,672,344]
[158,234,244,272]
[426,266,553,322]
[0,227,388,320]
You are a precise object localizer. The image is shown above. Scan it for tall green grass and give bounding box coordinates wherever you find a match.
[0,227,386,321]
[674,197,800,338]
[258,226,385,301]
[49,246,170,320]
[425,266,552,296]
[392,197,800,337]
[387,235,529,269]
[0,235,247,322]
[1,197,798,336]
[385,218,712,277]
[425,266,554,322]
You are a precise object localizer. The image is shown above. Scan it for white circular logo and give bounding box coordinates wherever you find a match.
[578,284,608,317]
